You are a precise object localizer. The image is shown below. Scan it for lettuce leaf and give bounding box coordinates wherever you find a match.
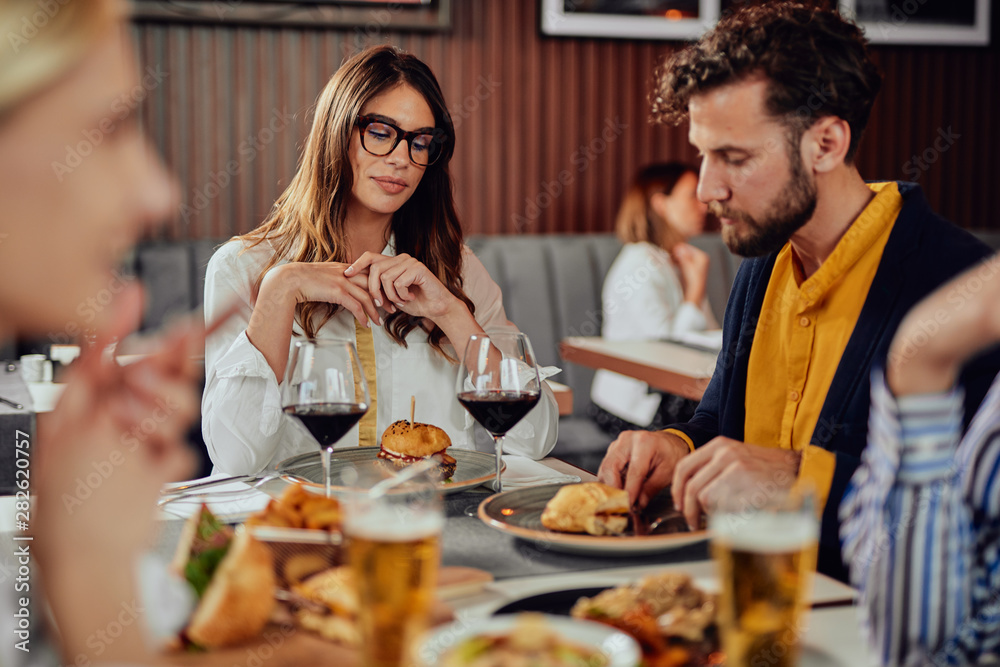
[184,544,229,598]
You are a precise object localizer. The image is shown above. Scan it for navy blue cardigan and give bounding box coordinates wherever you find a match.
[667,182,998,579]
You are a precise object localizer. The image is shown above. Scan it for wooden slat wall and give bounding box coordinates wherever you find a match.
[132,0,1000,240]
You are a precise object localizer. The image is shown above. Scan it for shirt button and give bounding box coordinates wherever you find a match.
[799,316,811,327]
[789,390,800,402]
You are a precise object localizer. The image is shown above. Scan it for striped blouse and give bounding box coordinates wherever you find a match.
[840,370,1000,666]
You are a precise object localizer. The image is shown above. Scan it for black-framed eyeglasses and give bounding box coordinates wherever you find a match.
[355,115,447,167]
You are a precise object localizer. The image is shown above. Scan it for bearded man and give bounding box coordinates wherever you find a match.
[597,2,999,580]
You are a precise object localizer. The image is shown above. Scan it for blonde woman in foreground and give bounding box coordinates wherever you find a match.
[0,2,206,665]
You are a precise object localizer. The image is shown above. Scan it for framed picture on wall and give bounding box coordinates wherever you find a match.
[540,0,989,45]
[130,0,452,30]
[540,0,721,41]
[838,0,990,45]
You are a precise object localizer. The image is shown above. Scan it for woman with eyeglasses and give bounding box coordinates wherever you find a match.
[202,45,557,475]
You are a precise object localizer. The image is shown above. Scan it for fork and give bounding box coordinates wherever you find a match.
[158,473,283,506]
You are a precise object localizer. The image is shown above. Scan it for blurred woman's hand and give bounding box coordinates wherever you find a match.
[34,285,203,556]
[672,242,710,306]
[31,284,238,665]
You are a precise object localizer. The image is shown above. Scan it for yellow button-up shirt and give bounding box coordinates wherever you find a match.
[744,182,902,512]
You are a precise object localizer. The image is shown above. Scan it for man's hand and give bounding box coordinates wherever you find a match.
[597,430,690,509]
[671,436,799,529]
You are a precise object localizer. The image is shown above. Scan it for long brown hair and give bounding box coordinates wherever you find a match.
[614,163,693,253]
[239,45,472,359]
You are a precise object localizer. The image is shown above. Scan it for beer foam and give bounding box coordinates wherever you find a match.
[344,505,444,542]
[710,511,817,553]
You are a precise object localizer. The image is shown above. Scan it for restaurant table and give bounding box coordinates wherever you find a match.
[0,457,874,666]
[560,336,718,401]
[548,380,573,416]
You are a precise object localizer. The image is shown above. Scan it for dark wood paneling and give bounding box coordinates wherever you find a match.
[133,0,1000,240]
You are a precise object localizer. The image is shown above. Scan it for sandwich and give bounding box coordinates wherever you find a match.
[378,419,457,482]
[170,505,276,649]
[290,566,360,647]
[540,482,630,536]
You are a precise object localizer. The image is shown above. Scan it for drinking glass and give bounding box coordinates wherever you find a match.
[344,469,443,667]
[710,492,818,667]
[455,332,541,493]
[281,339,370,497]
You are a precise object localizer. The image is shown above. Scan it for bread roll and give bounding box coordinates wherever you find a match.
[540,482,629,535]
[380,419,451,458]
[378,419,456,481]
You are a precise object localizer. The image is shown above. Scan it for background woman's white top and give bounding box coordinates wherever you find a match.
[202,239,558,475]
[590,242,716,426]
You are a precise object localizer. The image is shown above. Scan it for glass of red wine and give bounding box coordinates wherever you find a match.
[281,339,370,498]
[456,332,541,493]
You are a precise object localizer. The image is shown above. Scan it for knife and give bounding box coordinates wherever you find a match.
[160,474,262,497]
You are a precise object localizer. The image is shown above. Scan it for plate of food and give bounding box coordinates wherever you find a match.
[275,419,503,495]
[418,612,642,667]
[491,573,723,667]
[477,482,708,555]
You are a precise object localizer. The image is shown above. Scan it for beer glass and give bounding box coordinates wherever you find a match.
[710,493,818,667]
[345,471,444,667]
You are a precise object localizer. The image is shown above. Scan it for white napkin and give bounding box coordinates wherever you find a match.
[500,455,580,489]
[159,474,273,520]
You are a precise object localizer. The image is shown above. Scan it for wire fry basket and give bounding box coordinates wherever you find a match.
[247,525,343,589]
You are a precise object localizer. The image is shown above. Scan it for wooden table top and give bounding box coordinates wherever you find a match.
[560,336,718,401]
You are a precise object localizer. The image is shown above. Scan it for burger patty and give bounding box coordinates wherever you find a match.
[376,447,457,481]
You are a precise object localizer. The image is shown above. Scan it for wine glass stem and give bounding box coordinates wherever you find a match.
[493,434,504,493]
[323,446,333,498]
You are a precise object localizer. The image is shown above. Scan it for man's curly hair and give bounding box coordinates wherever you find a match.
[651,2,882,162]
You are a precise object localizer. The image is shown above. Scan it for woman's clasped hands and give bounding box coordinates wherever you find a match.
[345,251,464,323]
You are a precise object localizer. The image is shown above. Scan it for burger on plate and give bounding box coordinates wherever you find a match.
[377,419,456,482]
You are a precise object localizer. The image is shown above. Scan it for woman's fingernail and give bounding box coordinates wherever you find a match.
[345,266,354,275]
[374,299,382,308]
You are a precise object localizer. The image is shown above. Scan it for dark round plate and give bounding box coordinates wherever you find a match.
[492,586,610,616]
[477,484,709,556]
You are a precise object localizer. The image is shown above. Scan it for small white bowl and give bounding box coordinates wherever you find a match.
[418,613,642,667]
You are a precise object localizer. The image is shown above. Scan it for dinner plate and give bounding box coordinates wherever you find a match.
[493,586,610,616]
[418,613,641,667]
[273,447,503,495]
[477,483,709,555]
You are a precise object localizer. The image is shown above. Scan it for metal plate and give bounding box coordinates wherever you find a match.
[478,484,709,556]
[274,447,503,495]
